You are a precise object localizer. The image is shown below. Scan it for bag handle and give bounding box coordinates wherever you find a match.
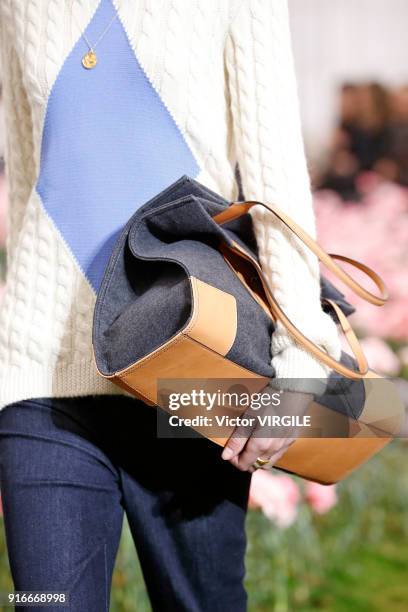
[322,297,368,372]
[213,201,388,305]
[213,200,389,379]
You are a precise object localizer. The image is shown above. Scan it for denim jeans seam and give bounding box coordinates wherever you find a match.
[64,536,110,597]
[104,541,108,612]
[6,478,119,494]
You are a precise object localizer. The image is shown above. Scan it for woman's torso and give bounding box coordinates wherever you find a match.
[0,0,239,407]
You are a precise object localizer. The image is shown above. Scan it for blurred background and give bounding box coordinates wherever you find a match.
[1,1,408,610]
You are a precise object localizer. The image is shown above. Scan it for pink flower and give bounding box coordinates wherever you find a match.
[355,170,384,195]
[359,336,401,376]
[304,482,338,514]
[249,471,300,528]
[315,183,408,342]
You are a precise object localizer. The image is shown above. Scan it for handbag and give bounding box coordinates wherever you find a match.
[92,175,404,484]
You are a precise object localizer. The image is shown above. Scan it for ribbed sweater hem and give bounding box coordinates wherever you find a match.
[0,359,129,410]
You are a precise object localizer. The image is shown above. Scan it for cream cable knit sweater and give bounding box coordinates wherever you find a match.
[0,0,341,410]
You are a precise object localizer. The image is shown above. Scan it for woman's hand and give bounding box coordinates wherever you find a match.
[221,389,314,472]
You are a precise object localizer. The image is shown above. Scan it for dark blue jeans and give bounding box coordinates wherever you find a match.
[0,395,251,611]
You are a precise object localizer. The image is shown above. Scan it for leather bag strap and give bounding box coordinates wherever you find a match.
[321,297,368,375]
[213,200,388,379]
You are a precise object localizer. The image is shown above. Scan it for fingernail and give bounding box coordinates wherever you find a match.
[222,447,234,460]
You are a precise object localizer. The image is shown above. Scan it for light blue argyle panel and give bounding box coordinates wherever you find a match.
[36,0,200,292]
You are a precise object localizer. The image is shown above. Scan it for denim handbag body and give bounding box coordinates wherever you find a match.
[92,175,403,484]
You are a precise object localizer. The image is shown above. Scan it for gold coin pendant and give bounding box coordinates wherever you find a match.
[82,50,98,69]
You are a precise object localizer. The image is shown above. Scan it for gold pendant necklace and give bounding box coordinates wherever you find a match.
[72,2,123,70]
[82,49,98,69]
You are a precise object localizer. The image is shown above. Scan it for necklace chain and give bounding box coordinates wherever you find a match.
[81,6,121,51]
[72,2,123,69]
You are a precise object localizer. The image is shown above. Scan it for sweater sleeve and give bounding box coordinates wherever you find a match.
[225,0,342,392]
[0,12,36,254]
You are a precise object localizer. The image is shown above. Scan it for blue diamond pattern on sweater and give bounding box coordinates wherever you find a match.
[35,0,200,292]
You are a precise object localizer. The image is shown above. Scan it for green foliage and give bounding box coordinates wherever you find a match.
[245,440,408,611]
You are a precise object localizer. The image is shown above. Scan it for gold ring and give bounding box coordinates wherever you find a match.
[253,456,271,470]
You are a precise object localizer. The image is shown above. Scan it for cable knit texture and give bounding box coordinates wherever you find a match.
[0,0,341,409]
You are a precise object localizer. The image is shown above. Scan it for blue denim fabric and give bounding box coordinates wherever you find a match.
[0,395,251,612]
[93,174,356,381]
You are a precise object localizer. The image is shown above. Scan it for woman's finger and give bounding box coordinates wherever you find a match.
[234,436,285,472]
[221,434,247,461]
[260,438,297,469]
[221,406,260,461]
